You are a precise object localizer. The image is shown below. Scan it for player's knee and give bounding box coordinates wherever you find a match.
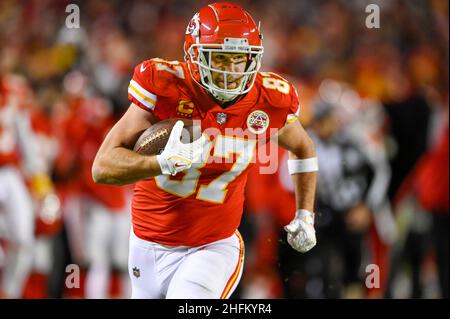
[8,230,34,250]
[167,278,218,299]
[112,251,128,272]
[7,241,32,255]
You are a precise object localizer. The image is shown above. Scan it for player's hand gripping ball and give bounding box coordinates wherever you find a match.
[134,119,207,175]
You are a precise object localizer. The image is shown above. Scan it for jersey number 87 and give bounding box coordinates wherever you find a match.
[155,135,257,204]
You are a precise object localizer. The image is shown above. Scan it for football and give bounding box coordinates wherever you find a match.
[133,118,201,155]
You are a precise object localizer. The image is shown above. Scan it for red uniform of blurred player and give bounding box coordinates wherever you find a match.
[93,2,318,299]
[0,74,39,298]
[76,98,131,299]
[54,95,131,298]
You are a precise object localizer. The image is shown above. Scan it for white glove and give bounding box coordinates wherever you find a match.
[156,120,207,176]
[284,209,317,253]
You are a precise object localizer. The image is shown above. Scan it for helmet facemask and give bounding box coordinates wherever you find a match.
[185,38,263,103]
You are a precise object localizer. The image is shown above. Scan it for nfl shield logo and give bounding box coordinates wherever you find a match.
[216,113,227,125]
[133,267,140,278]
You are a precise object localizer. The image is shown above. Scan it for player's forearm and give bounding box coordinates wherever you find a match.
[277,121,318,214]
[92,147,161,185]
[289,151,317,214]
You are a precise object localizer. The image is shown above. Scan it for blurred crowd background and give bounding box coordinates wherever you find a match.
[0,0,448,299]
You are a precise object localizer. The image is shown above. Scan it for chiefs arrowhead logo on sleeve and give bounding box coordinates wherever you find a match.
[246,110,270,134]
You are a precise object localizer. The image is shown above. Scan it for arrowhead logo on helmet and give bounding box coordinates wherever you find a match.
[184,2,264,103]
[185,12,200,37]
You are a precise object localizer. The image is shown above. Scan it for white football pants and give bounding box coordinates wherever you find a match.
[84,198,131,299]
[128,229,244,299]
[0,166,34,297]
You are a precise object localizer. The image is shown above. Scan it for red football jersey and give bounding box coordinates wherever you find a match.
[128,58,299,246]
[76,98,128,210]
[53,97,128,210]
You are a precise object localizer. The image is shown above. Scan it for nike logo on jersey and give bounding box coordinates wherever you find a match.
[140,64,147,72]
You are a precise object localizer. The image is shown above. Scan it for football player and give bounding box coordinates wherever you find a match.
[77,98,131,299]
[53,90,132,298]
[92,2,318,299]
[0,73,37,298]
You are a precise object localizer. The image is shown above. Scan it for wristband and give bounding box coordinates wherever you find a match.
[287,157,319,174]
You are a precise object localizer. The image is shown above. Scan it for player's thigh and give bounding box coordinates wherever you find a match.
[84,199,113,266]
[128,230,162,299]
[33,237,53,273]
[166,232,244,299]
[0,167,34,245]
[111,211,131,271]
[62,193,86,264]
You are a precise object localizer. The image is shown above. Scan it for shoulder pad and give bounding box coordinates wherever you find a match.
[130,58,186,97]
[256,72,299,109]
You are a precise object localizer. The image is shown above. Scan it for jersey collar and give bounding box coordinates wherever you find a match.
[190,80,260,118]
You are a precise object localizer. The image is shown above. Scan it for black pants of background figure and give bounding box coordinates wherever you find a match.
[48,226,72,298]
[432,213,449,298]
[277,217,365,298]
[386,212,448,299]
[385,230,431,299]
